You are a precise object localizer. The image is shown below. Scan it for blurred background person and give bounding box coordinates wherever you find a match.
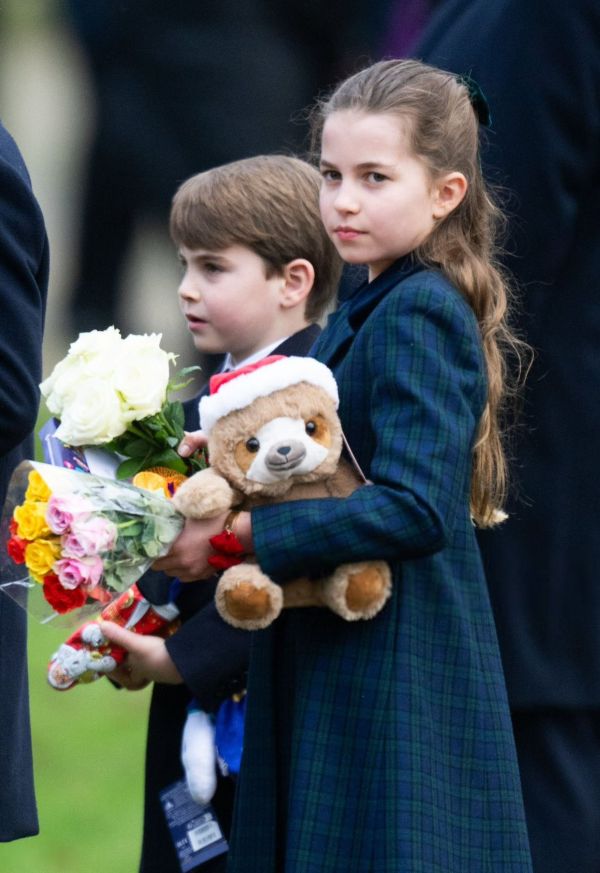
[63,0,392,343]
[0,120,48,843]
[416,1,600,870]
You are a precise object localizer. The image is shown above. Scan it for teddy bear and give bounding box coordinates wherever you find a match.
[172,354,392,630]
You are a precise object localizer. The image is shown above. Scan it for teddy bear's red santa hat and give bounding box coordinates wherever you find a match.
[199,355,339,435]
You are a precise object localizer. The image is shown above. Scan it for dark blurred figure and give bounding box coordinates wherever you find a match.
[416,2,600,871]
[0,122,48,841]
[64,0,390,337]
[381,0,443,56]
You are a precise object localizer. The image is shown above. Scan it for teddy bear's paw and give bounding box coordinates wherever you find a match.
[322,561,392,621]
[215,565,283,630]
[172,468,234,519]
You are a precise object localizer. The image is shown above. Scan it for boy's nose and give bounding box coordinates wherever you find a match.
[178,275,200,301]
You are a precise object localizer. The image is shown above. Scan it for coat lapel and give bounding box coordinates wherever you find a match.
[315,257,424,368]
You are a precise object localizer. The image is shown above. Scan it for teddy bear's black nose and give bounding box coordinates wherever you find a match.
[265,439,306,471]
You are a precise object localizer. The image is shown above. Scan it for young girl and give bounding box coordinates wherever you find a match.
[155,59,532,871]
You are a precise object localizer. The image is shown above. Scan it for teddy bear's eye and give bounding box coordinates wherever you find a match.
[245,437,260,453]
[305,421,317,436]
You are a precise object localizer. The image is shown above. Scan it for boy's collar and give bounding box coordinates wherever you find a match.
[223,337,290,372]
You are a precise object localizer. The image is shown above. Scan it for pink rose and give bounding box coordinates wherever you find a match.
[46,493,93,534]
[62,516,117,557]
[53,555,104,589]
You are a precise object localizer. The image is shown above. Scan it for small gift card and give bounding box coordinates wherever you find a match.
[39,418,120,479]
[39,418,90,473]
[160,779,228,871]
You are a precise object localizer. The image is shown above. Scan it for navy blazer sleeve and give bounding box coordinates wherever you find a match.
[0,123,47,841]
[0,127,48,459]
[251,279,486,581]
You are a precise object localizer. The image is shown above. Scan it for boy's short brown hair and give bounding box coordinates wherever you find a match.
[170,155,341,322]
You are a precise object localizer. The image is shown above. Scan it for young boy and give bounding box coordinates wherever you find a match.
[102,155,341,873]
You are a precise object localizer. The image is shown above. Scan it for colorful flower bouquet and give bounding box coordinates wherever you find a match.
[0,461,184,625]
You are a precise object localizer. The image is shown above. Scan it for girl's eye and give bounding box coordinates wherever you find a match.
[305,421,317,436]
[367,172,387,183]
[321,169,340,182]
[245,437,260,453]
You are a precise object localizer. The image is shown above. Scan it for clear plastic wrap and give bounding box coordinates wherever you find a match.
[0,460,184,626]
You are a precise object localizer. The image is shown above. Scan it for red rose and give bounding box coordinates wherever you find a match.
[7,535,28,564]
[42,573,88,614]
[9,518,18,536]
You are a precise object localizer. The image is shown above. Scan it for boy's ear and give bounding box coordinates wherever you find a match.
[279,259,315,309]
[432,172,468,220]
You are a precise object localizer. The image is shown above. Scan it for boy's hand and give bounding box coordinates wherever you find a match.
[152,512,254,581]
[152,514,230,580]
[179,429,208,458]
[99,622,184,688]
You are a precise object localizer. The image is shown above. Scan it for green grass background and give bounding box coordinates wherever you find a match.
[0,422,152,873]
[0,622,151,873]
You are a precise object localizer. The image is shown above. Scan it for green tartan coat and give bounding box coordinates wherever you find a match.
[227,258,532,872]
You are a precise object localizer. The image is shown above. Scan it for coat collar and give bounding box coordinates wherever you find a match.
[317,256,423,368]
[346,256,423,328]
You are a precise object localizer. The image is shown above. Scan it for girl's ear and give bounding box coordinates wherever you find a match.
[432,172,468,219]
[279,259,315,309]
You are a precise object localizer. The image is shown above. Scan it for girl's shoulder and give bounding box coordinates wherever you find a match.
[384,266,479,333]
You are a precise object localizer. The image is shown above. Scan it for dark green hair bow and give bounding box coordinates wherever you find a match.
[457,73,492,128]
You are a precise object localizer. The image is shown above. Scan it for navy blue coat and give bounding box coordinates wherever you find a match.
[417,0,600,708]
[228,261,531,872]
[0,123,48,840]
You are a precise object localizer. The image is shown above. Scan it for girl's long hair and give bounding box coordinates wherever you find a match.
[310,59,528,527]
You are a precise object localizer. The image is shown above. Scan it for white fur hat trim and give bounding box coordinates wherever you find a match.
[199,355,339,434]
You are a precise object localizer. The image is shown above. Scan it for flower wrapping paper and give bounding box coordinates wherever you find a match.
[0,461,184,626]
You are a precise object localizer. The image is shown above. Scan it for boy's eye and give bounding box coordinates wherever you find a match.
[245,437,260,453]
[203,262,223,274]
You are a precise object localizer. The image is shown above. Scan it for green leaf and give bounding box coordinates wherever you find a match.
[147,449,188,474]
[177,365,202,378]
[169,401,185,430]
[120,437,155,457]
[116,456,147,479]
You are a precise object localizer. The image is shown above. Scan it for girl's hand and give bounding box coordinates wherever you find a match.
[151,511,254,581]
[98,622,183,688]
[179,429,208,458]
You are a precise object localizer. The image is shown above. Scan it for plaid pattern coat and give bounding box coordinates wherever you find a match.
[228,258,532,872]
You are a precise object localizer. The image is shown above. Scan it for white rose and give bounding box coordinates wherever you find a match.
[40,355,89,415]
[115,333,175,421]
[54,378,128,445]
[40,327,124,413]
[68,326,123,363]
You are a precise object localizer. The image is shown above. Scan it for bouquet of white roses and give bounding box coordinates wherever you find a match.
[1,461,184,625]
[40,327,204,479]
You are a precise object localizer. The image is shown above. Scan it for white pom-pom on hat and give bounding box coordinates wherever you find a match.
[199,355,339,435]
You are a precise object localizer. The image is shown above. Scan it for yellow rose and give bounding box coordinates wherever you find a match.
[25,470,52,503]
[25,538,62,583]
[14,501,51,540]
